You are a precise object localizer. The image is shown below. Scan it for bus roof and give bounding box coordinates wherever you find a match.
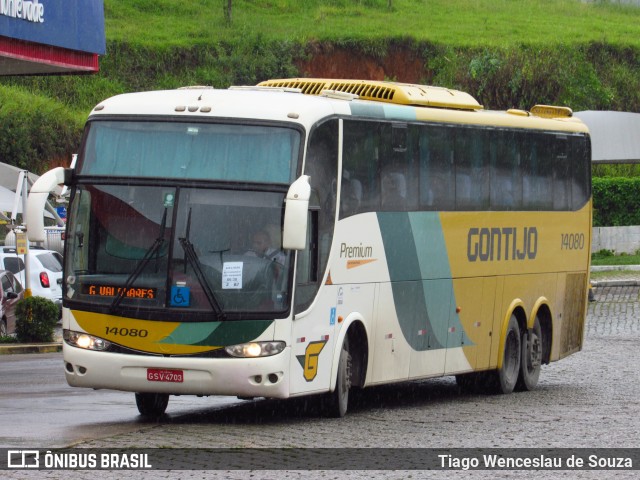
[88,80,589,134]
[88,87,347,129]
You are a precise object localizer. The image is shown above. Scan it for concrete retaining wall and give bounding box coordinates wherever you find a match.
[592,226,640,254]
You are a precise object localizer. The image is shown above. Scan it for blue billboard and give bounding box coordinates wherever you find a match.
[0,0,105,55]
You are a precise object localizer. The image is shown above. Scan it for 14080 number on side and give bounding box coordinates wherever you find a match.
[561,233,585,250]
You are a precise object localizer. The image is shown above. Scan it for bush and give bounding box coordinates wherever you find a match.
[592,177,640,226]
[0,335,19,344]
[15,296,59,343]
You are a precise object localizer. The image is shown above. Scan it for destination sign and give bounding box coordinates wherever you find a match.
[82,284,156,299]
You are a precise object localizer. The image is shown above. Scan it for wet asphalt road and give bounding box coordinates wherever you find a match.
[2,284,639,479]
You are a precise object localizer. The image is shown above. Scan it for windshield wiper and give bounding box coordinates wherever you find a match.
[179,237,226,320]
[110,208,167,313]
[178,207,225,320]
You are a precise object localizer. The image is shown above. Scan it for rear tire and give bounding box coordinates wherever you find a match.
[324,336,351,418]
[135,393,169,417]
[516,316,542,391]
[488,314,521,394]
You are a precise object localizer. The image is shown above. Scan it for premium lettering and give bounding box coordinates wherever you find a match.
[340,242,373,259]
[467,227,537,262]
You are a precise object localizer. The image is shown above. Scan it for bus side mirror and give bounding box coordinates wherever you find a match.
[26,167,66,243]
[282,175,311,250]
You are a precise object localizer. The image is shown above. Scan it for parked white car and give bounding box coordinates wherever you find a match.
[0,246,63,314]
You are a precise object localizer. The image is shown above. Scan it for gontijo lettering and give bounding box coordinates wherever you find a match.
[467,227,538,262]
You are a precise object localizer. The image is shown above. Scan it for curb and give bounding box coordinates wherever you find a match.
[0,342,62,355]
[590,265,640,287]
[590,265,640,272]
[591,280,640,287]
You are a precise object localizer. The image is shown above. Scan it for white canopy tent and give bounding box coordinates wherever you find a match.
[575,111,640,164]
[0,184,20,221]
[0,162,62,224]
[0,163,40,190]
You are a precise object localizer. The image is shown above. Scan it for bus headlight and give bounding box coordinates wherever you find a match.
[64,330,111,351]
[225,341,285,358]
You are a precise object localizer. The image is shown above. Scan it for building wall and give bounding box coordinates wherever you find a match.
[592,226,640,254]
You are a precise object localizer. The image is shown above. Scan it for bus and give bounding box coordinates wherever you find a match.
[27,78,591,417]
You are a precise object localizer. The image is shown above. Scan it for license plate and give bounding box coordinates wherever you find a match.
[147,368,184,383]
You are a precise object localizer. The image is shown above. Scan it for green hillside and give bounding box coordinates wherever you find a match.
[103,0,640,48]
[2,0,640,173]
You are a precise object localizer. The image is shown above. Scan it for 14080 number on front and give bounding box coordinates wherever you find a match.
[105,327,148,338]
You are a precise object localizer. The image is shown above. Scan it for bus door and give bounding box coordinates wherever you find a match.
[289,120,339,396]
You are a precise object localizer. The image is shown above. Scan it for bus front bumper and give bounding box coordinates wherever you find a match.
[62,343,291,399]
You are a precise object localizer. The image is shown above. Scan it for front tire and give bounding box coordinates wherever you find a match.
[324,336,351,418]
[135,393,169,417]
[516,316,542,391]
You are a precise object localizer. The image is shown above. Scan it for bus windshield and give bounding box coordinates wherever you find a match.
[65,183,293,319]
[79,120,300,184]
[63,119,301,319]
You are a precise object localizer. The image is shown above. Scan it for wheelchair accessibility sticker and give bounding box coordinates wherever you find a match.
[170,284,191,307]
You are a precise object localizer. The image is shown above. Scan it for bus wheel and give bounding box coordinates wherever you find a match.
[516,316,542,391]
[491,314,521,394]
[324,336,352,418]
[135,393,169,417]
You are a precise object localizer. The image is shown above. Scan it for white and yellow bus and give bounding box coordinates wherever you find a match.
[28,78,591,417]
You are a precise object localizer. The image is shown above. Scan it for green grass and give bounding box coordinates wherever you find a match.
[103,0,640,48]
[4,0,640,174]
[593,164,640,178]
[591,250,640,266]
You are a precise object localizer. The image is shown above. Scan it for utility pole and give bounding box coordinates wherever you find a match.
[18,171,31,297]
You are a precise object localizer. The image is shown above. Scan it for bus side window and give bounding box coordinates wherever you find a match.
[381,170,407,209]
[455,128,489,210]
[553,137,571,211]
[571,135,590,210]
[341,120,381,217]
[490,131,523,210]
[340,174,363,218]
[522,134,553,210]
[294,208,319,309]
[419,125,455,210]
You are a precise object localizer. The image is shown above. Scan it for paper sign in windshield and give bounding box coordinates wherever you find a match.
[222,262,243,289]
